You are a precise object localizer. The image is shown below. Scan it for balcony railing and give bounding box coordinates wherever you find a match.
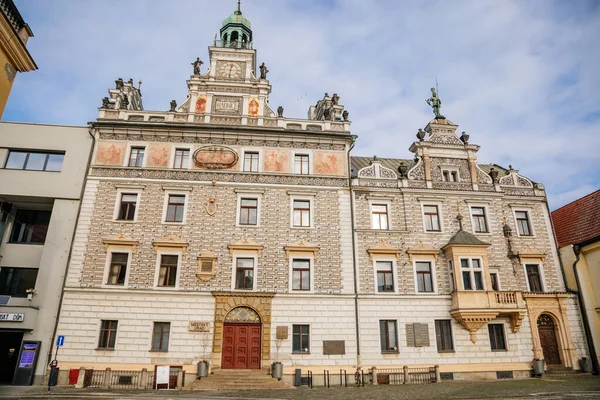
[451,291,525,311]
[213,40,253,50]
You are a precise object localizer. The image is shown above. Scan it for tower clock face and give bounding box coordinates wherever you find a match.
[219,62,242,79]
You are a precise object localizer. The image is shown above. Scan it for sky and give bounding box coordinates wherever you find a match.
[4,0,599,210]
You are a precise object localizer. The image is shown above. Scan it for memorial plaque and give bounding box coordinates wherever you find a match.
[323,340,345,355]
[189,321,210,332]
[276,326,288,340]
[212,96,242,115]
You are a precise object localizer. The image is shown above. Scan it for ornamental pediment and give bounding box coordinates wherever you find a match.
[103,234,139,251]
[358,161,397,180]
[228,238,264,256]
[367,241,402,261]
[516,247,546,261]
[153,235,189,253]
[284,240,320,259]
[406,243,439,262]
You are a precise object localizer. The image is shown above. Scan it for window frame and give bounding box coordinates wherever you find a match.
[488,323,507,351]
[97,320,118,350]
[290,196,313,228]
[379,319,399,353]
[0,267,38,298]
[103,250,132,287]
[151,321,171,352]
[459,257,486,291]
[292,324,310,354]
[237,196,260,227]
[172,147,191,169]
[421,203,443,232]
[231,253,258,291]
[373,257,398,295]
[490,271,501,291]
[369,201,390,230]
[441,168,460,182]
[114,190,141,222]
[470,205,489,234]
[512,208,534,237]
[127,146,146,168]
[8,209,51,244]
[524,262,545,292]
[242,150,261,172]
[3,150,65,172]
[161,192,188,224]
[289,257,313,292]
[413,260,436,294]
[435,319,454,352]
[293,153,310,175]
[153,251,182,289]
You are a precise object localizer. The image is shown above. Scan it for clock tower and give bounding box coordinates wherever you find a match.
[179,1,275,124]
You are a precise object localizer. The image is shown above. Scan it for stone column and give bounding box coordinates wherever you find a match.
[176,369,184,390]
[371,366,378,385]
[139,368,148,389]
[434,365,441,383]
[403,365,409,384]
[75,367,86,388]
[102,368,111,389]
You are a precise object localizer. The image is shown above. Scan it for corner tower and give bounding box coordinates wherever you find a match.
[219,0,252,48]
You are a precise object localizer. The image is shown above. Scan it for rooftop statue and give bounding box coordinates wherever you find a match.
[426,87,442,118]
[259,62,269,79]
[192,57,203,75]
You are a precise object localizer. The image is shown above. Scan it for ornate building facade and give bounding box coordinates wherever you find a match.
[53,4,587,384]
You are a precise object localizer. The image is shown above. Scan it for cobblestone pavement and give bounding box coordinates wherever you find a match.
[1,375,599,400]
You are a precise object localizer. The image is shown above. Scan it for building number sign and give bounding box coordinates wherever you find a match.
[0,313,24,322]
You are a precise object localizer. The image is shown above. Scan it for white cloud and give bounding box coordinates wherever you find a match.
[5,0,599,209]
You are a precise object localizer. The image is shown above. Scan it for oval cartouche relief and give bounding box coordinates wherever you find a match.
[193,146,238,169]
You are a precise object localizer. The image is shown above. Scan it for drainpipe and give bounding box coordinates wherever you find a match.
[572,244,599,375]
[47,126,96,367]
[346,135,361,366]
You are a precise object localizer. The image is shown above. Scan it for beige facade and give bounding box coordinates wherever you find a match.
[0,0,37,117]
[0,122,92,384]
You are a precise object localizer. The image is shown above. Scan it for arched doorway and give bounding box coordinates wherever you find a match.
[221,307,261,369]
[538,314,561,365]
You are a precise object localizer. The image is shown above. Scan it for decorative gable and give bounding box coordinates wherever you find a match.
[357,161,397,180]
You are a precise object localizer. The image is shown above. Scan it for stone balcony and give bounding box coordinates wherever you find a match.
[450,291,527,343]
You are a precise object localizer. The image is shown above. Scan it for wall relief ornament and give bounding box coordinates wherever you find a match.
[193,146,239,169]
[248,98,259,116]
[357,161,397,180]
[195,95,207,114]
[206,197,218,215]
[407,158,425,180]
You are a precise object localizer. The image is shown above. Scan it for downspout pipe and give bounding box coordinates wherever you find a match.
[347,135,361,366]
[572,244,600,375]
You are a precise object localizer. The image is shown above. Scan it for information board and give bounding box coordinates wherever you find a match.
[156,365,170,385]
[18,343,37,368]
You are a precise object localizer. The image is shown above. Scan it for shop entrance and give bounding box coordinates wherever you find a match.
[0,331,23,384]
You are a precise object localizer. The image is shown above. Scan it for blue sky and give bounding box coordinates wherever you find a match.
[5,0,599,209]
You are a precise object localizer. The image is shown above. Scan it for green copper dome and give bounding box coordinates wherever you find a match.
[222,10,251,30]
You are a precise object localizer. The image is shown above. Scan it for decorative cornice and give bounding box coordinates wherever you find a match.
[228,238,264,257]
[0,16,36,71]
[103,234,139,251]
[284,240,320,259]
[406,243,439,262]
[152,235,189,253]
[211,291,275,298]
[516,247,546,262]
[90,167,347,188]
[367,241,402,261]
[450,310,499,344]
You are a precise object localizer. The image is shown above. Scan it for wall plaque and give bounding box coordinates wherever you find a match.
[213,96,242,115]
[193,146,238,169]
[276,326,288,340]
[189,321,210,332]
[323,340,345,355]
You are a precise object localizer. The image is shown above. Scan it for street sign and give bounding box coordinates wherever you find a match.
[0,313,24,321]
[56,336,65,347]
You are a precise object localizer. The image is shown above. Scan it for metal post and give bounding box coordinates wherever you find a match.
[344,370,347,387]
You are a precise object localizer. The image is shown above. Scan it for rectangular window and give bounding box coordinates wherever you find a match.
[173,149,189,169]
[107,253,128,285]
[292,325,310,353]
[415,261,434,292]
[449,261,455,292]
[239,198,258,225]
[128,147,145,167]
[4,150,65,172]
[152,322,170,351]
[371,204,389,230]
[10,210,51,244]
[293,200,310,227]
[379,320,398,352]
[488,324,507,351]
[423,205,441,231]
[118,193,138,221]
[515,211,532,236]
[157,255,178,287]
[292,259,310,291]
[294,154,309,175]
[98,320,118,349]
[435,320,454,352]
[442,170,458,182]
[235,258,254,290]
[243,152,259,172]
[490,272,499,291]
[165,194,185,222]
[461,258,484,290]
[471,207,488,233]
[376,261,394,292]
[526,264,543,292]
[0,267,38,297]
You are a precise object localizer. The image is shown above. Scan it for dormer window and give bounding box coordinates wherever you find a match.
[442,170,459,182]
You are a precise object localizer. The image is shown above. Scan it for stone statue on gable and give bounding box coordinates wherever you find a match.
[426,87,442,118]
[259,62,269,79]
[192,57,203,75]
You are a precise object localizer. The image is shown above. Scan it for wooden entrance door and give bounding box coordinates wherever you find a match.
[221,323,261,369]
[538,314,561,365]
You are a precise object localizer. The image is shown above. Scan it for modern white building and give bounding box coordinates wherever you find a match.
[0,122,92,385]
